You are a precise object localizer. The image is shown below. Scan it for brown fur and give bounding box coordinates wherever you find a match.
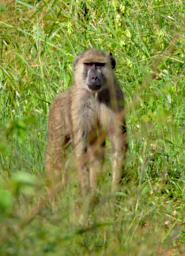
[45,49,128,195]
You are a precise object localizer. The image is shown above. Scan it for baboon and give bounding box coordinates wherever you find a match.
[45,49,128,195]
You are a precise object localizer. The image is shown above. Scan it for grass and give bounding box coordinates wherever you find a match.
[0,0,185,255]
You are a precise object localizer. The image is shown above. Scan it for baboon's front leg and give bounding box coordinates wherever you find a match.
[111,121,128,192]
[89,142,105,192]
[74,130,90,196]
[89,158,99,192]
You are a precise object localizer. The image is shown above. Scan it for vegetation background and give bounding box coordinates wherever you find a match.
[0,0,185,255]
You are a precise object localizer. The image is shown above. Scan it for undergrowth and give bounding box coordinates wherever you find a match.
[0,1,185,255]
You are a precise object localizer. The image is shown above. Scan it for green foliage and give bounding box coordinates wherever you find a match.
[0,0,185,255]
[0,188,13,215]
[11,171,38,196]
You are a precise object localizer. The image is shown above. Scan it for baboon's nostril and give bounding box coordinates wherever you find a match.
[91,76,97,81]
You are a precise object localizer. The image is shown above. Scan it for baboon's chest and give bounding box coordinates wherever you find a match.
[83,95,114,127]
[82,96,100,129]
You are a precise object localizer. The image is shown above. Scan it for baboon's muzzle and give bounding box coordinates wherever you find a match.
[87,71,103,91]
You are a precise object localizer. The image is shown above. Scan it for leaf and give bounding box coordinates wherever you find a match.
[12,172,37,186]
[0,189,13,214]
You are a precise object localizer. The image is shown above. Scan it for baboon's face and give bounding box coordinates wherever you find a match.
[74,49,116,91]
[84,62,106,91]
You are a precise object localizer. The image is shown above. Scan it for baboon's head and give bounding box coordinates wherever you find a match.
[73,49,116,91]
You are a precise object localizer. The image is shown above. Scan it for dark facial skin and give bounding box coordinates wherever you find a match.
[84,62,105,91]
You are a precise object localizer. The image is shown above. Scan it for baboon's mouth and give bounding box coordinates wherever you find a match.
[88,84,101,91]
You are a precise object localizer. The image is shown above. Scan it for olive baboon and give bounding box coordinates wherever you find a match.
[45,49,128,195]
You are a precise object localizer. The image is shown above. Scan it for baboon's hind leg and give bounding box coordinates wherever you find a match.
[89,140,105,192]
[45,100,67,186]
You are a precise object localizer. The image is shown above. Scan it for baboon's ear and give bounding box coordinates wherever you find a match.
[109,53,116,69]
[73,54,81,69]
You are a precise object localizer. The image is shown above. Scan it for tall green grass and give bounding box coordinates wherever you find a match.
[0,1,185,255]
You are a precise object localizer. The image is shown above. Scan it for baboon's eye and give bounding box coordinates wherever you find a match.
[84,63,94,68]
[84,62,105,68]
[95,63,105,67]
